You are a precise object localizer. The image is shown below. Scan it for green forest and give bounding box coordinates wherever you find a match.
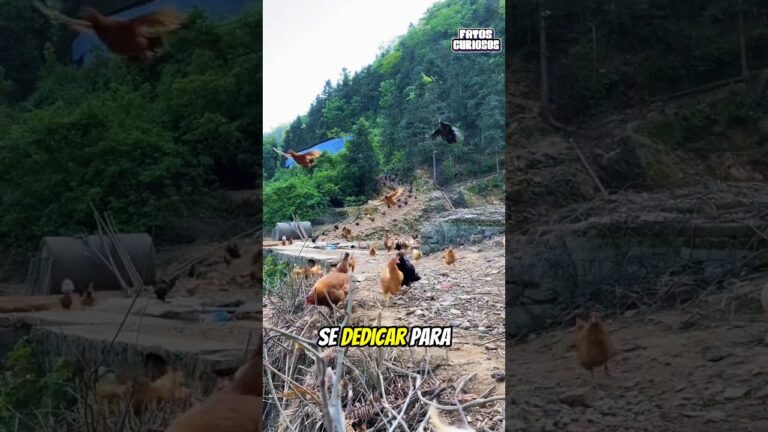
[509,0,768,119]
[263,0,505,228]
[0,1,261,275]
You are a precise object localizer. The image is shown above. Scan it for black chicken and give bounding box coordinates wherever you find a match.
[396,252,421,287]
[430,120,462,144]
[154,275,179,302]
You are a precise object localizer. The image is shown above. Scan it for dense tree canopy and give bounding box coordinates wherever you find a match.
[263,0,505,226]
[509,0,768,117]
[0,3,261,256]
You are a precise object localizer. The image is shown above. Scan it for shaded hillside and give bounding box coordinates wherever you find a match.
[264,0,505,227]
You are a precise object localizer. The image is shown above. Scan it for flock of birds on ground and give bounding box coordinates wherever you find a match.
[296,231,458,312]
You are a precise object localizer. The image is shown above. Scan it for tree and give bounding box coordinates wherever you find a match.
[338,119,381,201]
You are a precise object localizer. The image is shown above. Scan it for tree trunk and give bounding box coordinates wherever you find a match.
[739,0,749,81]
[538,0,551,121]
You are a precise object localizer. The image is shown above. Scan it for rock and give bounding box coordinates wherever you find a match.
[722,386,749,400]
[701,345,730,362]
[558,387,594,408]
[449,320,463,327]
[491,371,505,382]
[419,206,504,254]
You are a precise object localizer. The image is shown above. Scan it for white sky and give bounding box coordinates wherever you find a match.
[263,0,439,133]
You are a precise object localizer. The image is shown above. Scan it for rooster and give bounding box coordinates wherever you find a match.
[430,120,463,144]
[272,148,322,168]
[33,1,185,63]
[60,278,75,310]
[575,312,617,388]
[380,257,404,307]
[396,252,420,287]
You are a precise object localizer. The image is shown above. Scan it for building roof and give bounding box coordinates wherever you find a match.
[285,136,354,168]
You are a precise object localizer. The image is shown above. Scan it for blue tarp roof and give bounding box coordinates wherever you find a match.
[285,135,353,168]
[71,0,251,62]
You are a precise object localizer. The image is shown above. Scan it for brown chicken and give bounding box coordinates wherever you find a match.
[273,148,322,168]
[164,343,262,432]
[412,249,423,261]
[81,283,96,307]
[341,226,352,240]
[305,271,350,310]
[442,247,456,266]
[132,368,191,412]
[335,252,352,273]
[60,293,72,310]
[380,257,404,307]
[292,260,324,280]
[34,1,185,63]
[369,244,377,256]
[383,233,395,252]
[575,312,617,387]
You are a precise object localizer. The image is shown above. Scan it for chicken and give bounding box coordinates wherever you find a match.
[225,243,241,259]
[292,259,324,280]
[281,235,287,246]
[305,271,350,310]
[379,188,404,208]
[272,148,322,168]
[155,275,179,303]
[761,281,768,317]
[396,252,421,287]
[164,342,262,432]
[60,293,73,310]
[575,312,617,387]
[288,237,294,245]
[395,239,410,252]
[383,233,395,252]
[81,283,96,307]
[61,278,75,294]
[443,247,456,266]
[369,244,377,256]
[430,120,463,144]
[341,226,352,240]
[33,1,185,63]
[97,368,190,412]
[132,368,191,412]
[380,257,404,307]
[412,249,423,261]
[335,252,353,273]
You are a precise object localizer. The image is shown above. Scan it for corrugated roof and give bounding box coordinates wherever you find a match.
[285,136,353,168]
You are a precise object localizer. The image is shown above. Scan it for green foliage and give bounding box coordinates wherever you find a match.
[509,0,768,115]
[263,254,289,293]
[0,340,76,431]
[263,175,330,227]
[0,6,262,253]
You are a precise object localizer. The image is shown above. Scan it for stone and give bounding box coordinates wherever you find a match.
[558,387,594,408]
[722,386,749,400]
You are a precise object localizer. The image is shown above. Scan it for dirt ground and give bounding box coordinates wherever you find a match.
[506,274,768,432]
[265,188,505,428]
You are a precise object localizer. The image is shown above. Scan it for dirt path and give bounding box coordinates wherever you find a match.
[506,275,768,432]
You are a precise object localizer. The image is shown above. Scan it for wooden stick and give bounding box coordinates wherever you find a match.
[570,138,608,197]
